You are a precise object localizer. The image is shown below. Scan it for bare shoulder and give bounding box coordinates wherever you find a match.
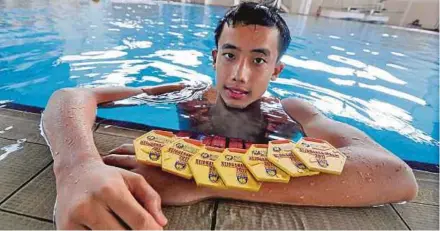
[280,97,314,109]
[281,97,371,147]
[281,97,322,125]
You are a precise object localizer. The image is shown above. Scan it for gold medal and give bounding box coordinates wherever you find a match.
[293,138,346,175]
[214,148,261,192]
[133,130,175,166]
[242,144,290,183]
[188,146,226,189]
[267,140,319,177]
[162,138,204,179]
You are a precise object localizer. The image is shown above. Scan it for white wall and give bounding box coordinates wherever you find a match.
[205,0,236,6]
[291,0,439,29]
[402,0,439,28]
[180,0,439,29]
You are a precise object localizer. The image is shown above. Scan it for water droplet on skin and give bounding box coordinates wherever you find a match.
[341,180,346,184]
[309,182,315,186]
[299,196,304,200]
[74,179,79,184]
[54,152,59,156]
[346,195,350,198]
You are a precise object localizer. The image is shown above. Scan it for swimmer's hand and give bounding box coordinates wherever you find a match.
[55,159,167,230]
[104,144,215,205]
[142,83,186,96]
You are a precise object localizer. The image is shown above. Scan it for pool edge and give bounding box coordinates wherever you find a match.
[2,102,438,173]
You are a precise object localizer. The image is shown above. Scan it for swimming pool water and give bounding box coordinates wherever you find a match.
[0,0,438,165]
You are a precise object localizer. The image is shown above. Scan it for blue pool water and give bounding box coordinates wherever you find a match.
[0,0,438,165]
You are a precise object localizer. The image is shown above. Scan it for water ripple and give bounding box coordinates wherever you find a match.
[0,0,438,164]
[274,78,435,145]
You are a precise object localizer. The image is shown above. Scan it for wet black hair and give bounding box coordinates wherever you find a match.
[214,1,291,61]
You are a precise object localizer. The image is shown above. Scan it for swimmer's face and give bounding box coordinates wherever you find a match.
[212,24,284,109]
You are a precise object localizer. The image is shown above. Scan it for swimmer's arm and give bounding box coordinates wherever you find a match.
[43,84,185,174]
[42,86,182,229]
[208,98,417,207]
[42,87,141,172]
[243,97,417,206]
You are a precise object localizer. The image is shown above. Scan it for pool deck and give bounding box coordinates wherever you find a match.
[0,107,438,230]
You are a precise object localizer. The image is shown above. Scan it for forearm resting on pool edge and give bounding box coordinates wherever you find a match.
[42,84,183,176]
[209,145,418,207]
[106,143,418,207]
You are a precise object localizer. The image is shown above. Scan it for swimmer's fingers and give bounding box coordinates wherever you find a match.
[81,207,126,230]
[142,83,186,95]
[123,171,168,227]
[108,171,165,229]
[59,221,88,230]
[108,144,135,155]
[103,154,137,170]
[97,101,116,108]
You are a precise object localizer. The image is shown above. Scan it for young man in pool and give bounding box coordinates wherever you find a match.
[42,2,418,230]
